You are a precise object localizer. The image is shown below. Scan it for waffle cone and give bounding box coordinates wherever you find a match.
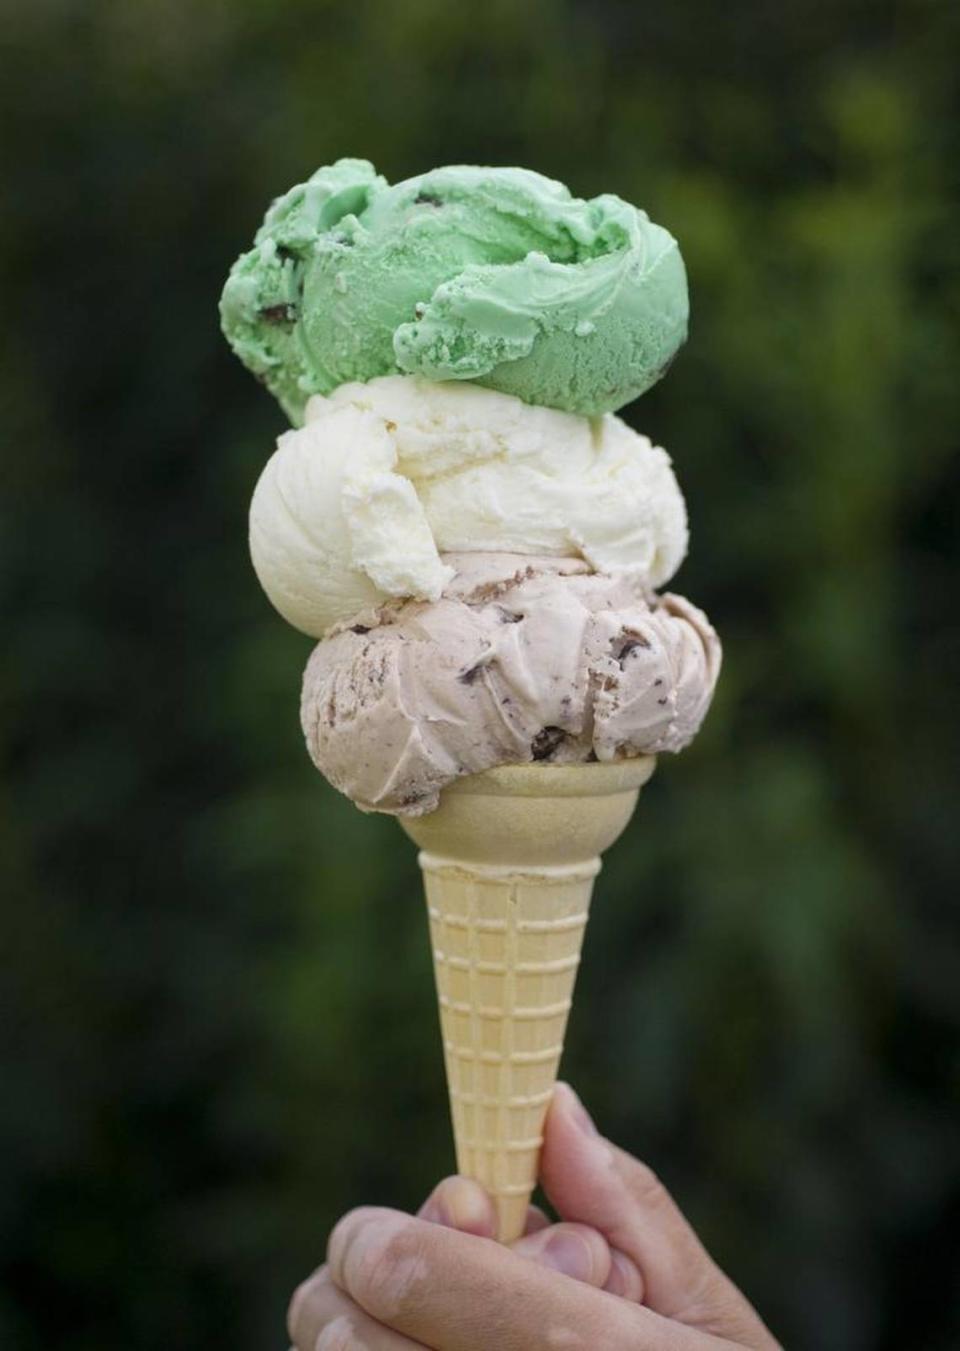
[401,757,655,1242]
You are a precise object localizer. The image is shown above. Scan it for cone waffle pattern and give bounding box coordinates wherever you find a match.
[401,759,654,1243]
[420,854,598,1243]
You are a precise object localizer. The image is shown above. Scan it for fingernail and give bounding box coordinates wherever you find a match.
[538,1229,595,1281]
[605,1250,643,1300]
[559,1083,599,1137]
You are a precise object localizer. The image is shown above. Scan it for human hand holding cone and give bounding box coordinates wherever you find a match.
[401,758,656,1243]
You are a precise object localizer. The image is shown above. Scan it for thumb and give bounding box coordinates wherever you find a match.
[540,1085,779,1348]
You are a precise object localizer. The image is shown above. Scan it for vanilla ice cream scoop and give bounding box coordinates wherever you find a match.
[300,554,720,816]
[250,376,688,637]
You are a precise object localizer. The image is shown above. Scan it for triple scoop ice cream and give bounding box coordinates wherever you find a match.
[221,158,720,816]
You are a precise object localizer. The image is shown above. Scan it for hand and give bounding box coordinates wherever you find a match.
[288,1083,781,1349]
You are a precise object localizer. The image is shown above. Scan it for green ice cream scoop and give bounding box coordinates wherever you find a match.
[220,159,688,423]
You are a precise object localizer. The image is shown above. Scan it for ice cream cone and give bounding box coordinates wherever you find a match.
[400,756,656,1243]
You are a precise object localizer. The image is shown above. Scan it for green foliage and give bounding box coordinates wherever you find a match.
[1,2,957,1348]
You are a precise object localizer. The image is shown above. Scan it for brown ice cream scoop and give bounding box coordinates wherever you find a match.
[300,553,721,816]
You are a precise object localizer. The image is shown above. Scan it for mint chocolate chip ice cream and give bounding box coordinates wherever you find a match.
[220,159,688,424]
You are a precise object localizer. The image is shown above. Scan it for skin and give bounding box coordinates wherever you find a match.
[288,1084,781,1351]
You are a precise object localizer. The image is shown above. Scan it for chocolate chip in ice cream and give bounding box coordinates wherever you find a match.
[458,661,488,685]
[615,634,651,667]
[259,303,298,325]
[531,726,568,761]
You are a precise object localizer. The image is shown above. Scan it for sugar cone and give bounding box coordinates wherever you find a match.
[401,757,655,1243]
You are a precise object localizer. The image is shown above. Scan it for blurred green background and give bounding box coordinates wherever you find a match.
[2,1,958,1347]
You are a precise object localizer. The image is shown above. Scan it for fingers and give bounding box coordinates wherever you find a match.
[417,1176,497,1237]
[417,1175,547,1239]
[290,1189,633,1350]
[523,1204,551,1236]
[540,1083,716,1314]
[605,1247,647,1301]
[327,1206,717,1351]
[511,1221,613,1287]
[511,1220,644,1300]
[288,1265,429,1350]
[418,1174,641,1299]
[540,1085,780,1348]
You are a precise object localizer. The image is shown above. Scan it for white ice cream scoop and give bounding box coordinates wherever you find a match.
[249,376,689,638]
